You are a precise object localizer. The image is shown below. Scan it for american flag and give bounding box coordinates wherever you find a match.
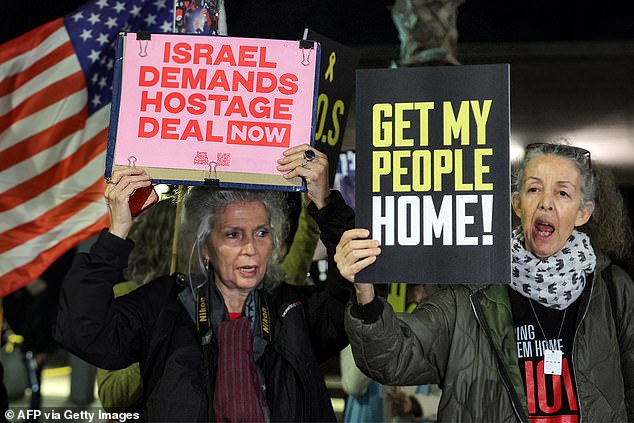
[0,0,173,296]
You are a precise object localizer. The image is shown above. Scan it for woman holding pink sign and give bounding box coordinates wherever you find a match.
[54,144,354,422]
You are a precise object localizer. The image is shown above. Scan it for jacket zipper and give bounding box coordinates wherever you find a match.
[471,290,529,423]
[571,277,594,422]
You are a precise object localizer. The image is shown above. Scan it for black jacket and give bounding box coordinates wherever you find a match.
[54,191,355,422]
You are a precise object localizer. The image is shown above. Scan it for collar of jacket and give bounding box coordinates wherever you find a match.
[572,250,611,331]
[594,251,610,274]
[176,274,271,354]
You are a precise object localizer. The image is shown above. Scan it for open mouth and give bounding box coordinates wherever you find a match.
[534,221,555,238]
[238,265,258,275]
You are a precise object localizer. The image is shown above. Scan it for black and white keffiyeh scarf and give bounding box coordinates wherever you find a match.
[510,228,596,310]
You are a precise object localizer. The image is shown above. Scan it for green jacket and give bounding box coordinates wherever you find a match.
[282,202,321,285]
[96,281,143,411]
[345,253,634,422]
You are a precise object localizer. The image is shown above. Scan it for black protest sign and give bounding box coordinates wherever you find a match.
[355,64,511,284]
[303,29,359,186]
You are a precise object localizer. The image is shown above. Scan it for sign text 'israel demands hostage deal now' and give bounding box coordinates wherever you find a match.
[110,33,319,183]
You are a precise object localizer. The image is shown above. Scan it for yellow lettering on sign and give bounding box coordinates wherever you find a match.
[475,148,494,190]
[373,151,391,192]
[443,101,470,146]
[373,103,393,147]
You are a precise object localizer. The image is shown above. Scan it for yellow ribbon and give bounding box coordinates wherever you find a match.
[324,51,336,82]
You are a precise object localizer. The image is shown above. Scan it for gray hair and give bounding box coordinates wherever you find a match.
[511,141,595,208]
[512,139,632,261]
[177,186,289,289]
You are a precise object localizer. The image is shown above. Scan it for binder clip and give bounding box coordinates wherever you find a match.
[204,161,220,186]
[299,40,314,66]
[136,31,151,40]
[136,32,151,57]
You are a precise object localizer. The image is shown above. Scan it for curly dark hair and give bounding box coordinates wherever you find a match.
[583,165,633,261]
[124,197,178,284]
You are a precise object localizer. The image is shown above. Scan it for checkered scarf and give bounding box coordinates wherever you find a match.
[510,228,596,310]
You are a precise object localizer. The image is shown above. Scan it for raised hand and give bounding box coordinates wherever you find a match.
[104,168,155,239]
[334,228,381,305]
[277,144,329,209]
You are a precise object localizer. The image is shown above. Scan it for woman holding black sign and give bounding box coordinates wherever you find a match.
[54,144,354,422]
[336,141,634,422]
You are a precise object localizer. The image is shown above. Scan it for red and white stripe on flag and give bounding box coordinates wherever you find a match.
[0,19,109,297]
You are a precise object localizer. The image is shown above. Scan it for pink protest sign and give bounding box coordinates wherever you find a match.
[106,33,320,190]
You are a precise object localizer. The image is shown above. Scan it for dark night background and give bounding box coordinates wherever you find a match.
[2,1,634,45]
[2,1,634,408]
[2,0,634,276]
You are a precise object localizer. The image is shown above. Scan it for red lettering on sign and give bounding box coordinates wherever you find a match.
[279,73,299,95]
[138,117,223,142]
[182,68,207,89]
[164,92,186,113]
[140,91,162,112]
[181,120,222,142]
[193,43,214,65]
[215,44,237,66]
[273,98,293,120]
[161,67,181,88]
[161,118,180,140]
[207,94,229,114]
[139,66,159,87]
[162,42,278,68]
[163,42,170,63]
[207,69,230,90]
[203,121,223,142]
[255,72,277,93]
[238,46,258,67]
[138,116,158,138]
[187,93,207,115]
[226,97,248,118]
[171,42,193,64]
[232,71,254,91]
[258,47,276,68]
